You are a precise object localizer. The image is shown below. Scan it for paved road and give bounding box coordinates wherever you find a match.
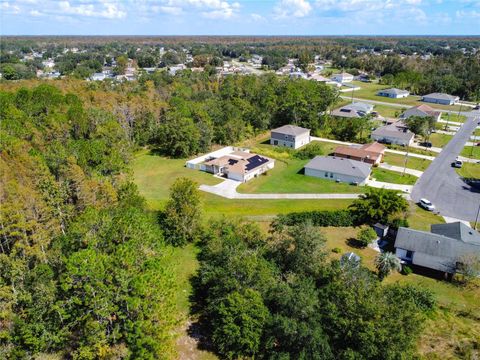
[411,110,480,221]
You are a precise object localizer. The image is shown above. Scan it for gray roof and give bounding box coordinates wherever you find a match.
[305,156,371,178]
[342,102,374,113]
[394,223,480,272]
[377,88,409,96]
[431,222,480,244]
[271,124,310,136]
[371,123,414,141]
[422,93,459,101]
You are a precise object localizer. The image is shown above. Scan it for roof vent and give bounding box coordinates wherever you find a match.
[469,231,473,235]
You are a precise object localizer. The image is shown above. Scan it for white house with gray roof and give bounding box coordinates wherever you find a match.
[370,121,414,146]
[421,93,459,105]
[270,125,311,149]
[331,102,374,118]
[377,88,410,99]
[304,156,371,185]
[395,222,480,275]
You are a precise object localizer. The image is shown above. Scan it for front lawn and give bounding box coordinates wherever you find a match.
[456,162,480,179]
[461,146,480,159]
[383,153,431,171]
[371,167,417,185]
[237,159,365,194]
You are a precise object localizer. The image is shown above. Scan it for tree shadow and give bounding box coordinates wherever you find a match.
[346,237,367,249]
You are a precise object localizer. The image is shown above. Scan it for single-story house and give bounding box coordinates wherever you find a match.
[204,151,275,182]
[400,104,442,122]
[309,74,341,86]
[377,88,410,99]
[395,222,480,275]
[91,73,106,81]
[333,142,386,165]
[370,121,414,146]
[304,156,372,185]
[331,72,354,83]
[270,124,311,149]
[421,93,459,106]
[331,102,374,118]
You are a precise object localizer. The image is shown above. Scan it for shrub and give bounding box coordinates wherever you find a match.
[275,210,357,227]
[402,265,413,275]
[332,247,342,254]
[293,142,325,160]
[357,227,377,247]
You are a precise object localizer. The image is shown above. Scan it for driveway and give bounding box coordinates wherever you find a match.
[411,110,480,221]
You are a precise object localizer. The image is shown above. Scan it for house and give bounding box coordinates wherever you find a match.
[333,142,386,165]
[394,222,480,275]
[331,72,354,83]
[400,104,442,122]
[421,93,459,105]
[203,151,275,182]
[309,73,341,86]
[270,125,311,149]
[304,156,372,185]
[331,102,374,118]
[370,121,414,146]
[91,73,106,81]
[377,88,410,99]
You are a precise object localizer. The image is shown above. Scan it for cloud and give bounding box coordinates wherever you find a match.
[58,1,126,19]
[251,13,266,21]
[29,9,42,16]
[456,10,480,18]
[274,0,312,18]
[1,2,21,14]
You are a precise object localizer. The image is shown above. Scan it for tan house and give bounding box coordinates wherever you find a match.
[333,142,386,165]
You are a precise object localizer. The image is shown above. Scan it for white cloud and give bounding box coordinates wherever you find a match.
[251,13,266,21]
[1,2,21,14]
[152,5,183,15]
[456,9,480,18]
[274,0,312,18]
[29,9,42,16]
[58,1,126,19]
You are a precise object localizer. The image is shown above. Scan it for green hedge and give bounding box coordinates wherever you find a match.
[276,210,358,227]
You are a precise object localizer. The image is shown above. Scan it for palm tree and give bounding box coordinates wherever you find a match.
[375,252,401,280]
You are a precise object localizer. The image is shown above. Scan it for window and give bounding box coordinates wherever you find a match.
[330,173,333,178]
[324,172,328,177]
[406,250,413,259]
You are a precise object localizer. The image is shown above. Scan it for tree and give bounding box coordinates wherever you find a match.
[162,177,202,246]
[349,188,409,224]
[211,289,269,359]
[457,253,480,284]
[357,227,377,247]
[375,252,401,280]
[405,115,435,140]
[113,55,128,75]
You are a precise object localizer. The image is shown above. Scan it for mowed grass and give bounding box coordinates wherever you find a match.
[383,152,431,171]
[349,81,469,112]
[461,146,480,159]
[371,167,417,185]
[237,159,365,194]
[373,104,407,118]
[456,162,480,179]
[429,133,453,148]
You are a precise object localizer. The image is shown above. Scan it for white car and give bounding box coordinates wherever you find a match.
[419,198,435,211]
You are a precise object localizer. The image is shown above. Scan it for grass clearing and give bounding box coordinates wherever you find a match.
[456,162,480,179]
[429,133,453,148]
[237,159,365,194]
[383,152,431,171]
[461,146,480,160]
[371,167,417,185]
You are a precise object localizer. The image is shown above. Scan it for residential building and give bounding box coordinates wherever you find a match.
[370,121,414,146]
[421,93,459,105]
[304,156,372,185]
[331,72,354,83]
[203,151,275,182]
[91,73,106,81]
[400,104,442,122]
[333,142,386,165]
[395,222,480,275]
[377,88,410,99]
[331,102,374,118]
[270,125,311,149]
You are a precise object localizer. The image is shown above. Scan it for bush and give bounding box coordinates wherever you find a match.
[402,265,413,275]
[293,142,325,160]
[357,227,377,247]
[275,210,357,227]
[332,247,342,254]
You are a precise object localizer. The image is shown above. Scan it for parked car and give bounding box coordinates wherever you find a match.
[420,141,433,148]
[452,160,463,168]
[419,198,435,211]
[474,104,480,110]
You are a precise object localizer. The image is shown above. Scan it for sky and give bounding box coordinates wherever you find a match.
[1,0,479,36]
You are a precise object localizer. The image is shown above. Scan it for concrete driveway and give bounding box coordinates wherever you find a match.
[411,110,480,221]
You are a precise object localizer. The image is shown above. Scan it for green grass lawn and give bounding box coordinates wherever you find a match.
[456,162,480,179]
[387,144,436,157]
[371,167,417,185]
[237,159,365,194]
[442,113,467,123]
[461,146,480,159]
[349,81,469,112]
[373,104,407,118]
[429,133,453,148]
[383,153,431,171]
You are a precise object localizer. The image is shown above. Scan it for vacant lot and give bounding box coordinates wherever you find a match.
[383,152,431,171]
[429,133,453,148]
[461,146,480,159]
[371,167,417,185]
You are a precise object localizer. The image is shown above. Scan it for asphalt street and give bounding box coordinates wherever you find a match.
[411,110,480,221]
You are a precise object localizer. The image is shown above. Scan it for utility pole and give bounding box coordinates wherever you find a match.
[444,112,450,131]
[475,202,480,231]
[402,145,409,177]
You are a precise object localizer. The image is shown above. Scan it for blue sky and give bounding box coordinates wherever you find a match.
[1,0,479,35]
